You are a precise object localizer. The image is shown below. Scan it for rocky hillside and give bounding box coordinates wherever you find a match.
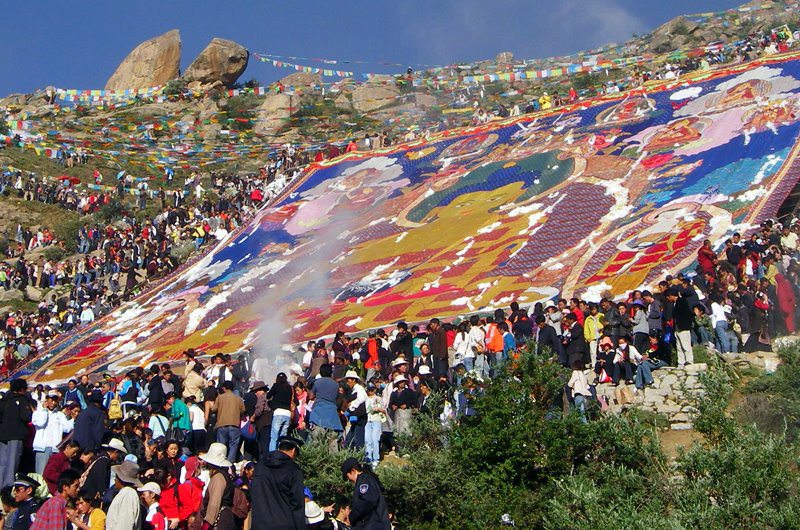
[1,1,799,207]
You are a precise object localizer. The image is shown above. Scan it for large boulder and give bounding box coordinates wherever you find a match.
[352,76,401,113]
[495,51,515,65]
[0,289,23,302]
[279,72,321,88]
[105,30,182,90]
[334,93,353,111]
[414,93,438,109]
[24,285,43,303]
[253,73,322,136]
[647,16,698,54]
[183,38,249,89]
[254,93,293,136]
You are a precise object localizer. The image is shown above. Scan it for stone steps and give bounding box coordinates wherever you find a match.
[593,363,707,430]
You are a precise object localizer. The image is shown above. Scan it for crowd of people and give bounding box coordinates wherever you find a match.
[457,27,799,127]
[0,207,793,528]
[0,21,798,528]
[0,155,305,377]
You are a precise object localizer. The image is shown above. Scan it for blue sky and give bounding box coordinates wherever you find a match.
[0,0,741,96]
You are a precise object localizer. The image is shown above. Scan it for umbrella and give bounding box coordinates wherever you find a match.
[117,170,126,179]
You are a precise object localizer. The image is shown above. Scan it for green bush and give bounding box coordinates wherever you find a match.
[742,340,800,439]
[295,343,800,528]
[42,246,66,262]
[225,94,259,132]
[52,216,83,252]
[94,199,128,224]
[164,79,188,96]
[676,425,800,528]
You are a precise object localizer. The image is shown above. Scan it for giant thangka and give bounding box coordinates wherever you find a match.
[20,53,800,382]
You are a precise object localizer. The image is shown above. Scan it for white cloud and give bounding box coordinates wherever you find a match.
[397,0,647,63]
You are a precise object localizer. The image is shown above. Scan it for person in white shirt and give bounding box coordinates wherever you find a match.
[79,304,95,326]
[32,394,74,474]
[781,226,798,255]
[468,315,487,376]
[452,322,471,370]
[205,354,234,387]
[567,361,590,424]
[709,296,731,353]
[612,336,643,385]
[364,384,387,466]
[138,482,168,529]
[106,461,142,530]
[187,396,207,454]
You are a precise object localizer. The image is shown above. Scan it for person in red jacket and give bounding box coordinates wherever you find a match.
[362,332,381,381]
[159,456,203,529]
[697,239,718,276]
[42,441,80,494]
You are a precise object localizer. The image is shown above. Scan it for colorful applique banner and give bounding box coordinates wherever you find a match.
[15,53,800,383]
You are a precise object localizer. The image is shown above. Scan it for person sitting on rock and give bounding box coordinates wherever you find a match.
[611,335,641,386]
[633,332,670,389]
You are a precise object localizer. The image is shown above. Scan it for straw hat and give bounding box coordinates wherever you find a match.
[101,438,128,454]
[344,370,362,382]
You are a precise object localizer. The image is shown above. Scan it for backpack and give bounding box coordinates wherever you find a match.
[232,487,250,520]
[107,392,123,420]
[161,379,175,395]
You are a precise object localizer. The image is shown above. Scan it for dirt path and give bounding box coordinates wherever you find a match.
[659,428,704,460]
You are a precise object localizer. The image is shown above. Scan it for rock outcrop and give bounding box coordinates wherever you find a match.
[278,72,322,88]
[596,363,707,430]
[183,38,249,89]
[253,73,322,136]
[334,93,353,111]
[253,93,292,136]
[105,30,182,91]
[352,76,401,113]
[495,51,515,65]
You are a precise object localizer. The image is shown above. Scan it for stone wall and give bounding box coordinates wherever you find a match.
[594,363,707,430]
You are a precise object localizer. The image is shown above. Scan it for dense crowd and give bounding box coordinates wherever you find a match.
[0,24,797,529]
[0,207,793,529]
[0,155,304,377]
[460,27,799,125]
